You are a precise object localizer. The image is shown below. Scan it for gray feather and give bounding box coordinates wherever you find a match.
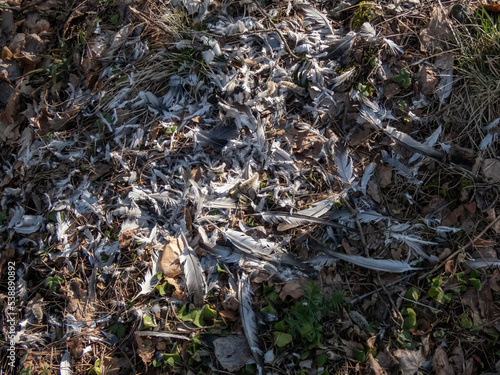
[312,242,420,273]
[333,142,355,184]
[384,126,444,159]
[360,162,376,194]
[299,4,334,35]
[238,272,265,374]
[179,232,206,307]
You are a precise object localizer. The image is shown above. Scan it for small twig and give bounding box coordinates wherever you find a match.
[350,273,413,305]
[398,293,439,311]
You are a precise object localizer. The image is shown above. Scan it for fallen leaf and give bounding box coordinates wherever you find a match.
[416,65,439,95]
[119,229,139,249]
[159,237,182,277]
[420,7,453,52]
[482,159,500,183]
[213,335,252,372]
[394,348,426,375]
[278,278,304,300]
[368,353,388,375]
[432,347,455,375]
[383,82,401,99]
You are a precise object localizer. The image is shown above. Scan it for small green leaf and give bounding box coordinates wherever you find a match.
[316,353,327,367]
[274,320,286,331]
[469,278,482,291]
[142,315,156,329]
[261,305,277,315]
[156,282,168,296]
[108,324,126,339]
[392,68,412,89]
[405,287,419,301]
[460,313,473,329]
[273,331,293,347]
[353,348,366,362]
[45,275,64,292]
[403,308,418,329]
[20,366,32,375]
[455,272,467,285]
[470,269,480,278]
[165,126,178,136]
[110,14,120,27]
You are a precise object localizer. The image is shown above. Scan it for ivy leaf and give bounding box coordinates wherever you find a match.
[392,68,412,89]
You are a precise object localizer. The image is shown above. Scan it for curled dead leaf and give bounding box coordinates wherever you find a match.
[159,237,183,277]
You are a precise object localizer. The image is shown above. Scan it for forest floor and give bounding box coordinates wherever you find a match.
[1,0,500,374]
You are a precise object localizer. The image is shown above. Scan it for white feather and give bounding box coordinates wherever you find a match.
[132,250,160,301]
[60,350,72,375]
[333,142,355,184]
[179,231,206,307]
[313,243,420,273]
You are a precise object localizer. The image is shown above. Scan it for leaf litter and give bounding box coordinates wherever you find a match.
[1,0,500,374]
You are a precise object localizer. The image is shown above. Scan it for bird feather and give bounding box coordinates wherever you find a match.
[299,4,334,35]
[238,272,265,374]
[179,231,206,307]
[384,126,444,159]
[333,142,355,184]
[312,242,420,273]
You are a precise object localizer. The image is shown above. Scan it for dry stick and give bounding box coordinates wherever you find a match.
[351,215,500,305]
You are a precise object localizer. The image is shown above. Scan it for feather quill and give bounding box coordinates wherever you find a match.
[238,272,265,374]
[312,242,420,273]
[466,258,500,269]
[179,231,206,307]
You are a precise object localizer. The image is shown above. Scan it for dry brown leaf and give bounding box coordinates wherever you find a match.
[432,347,455,375]
[394,348,426,375]
[377,164,393,188]
[482,159,500,183]
[442,205,465,227]
[278,278,304,301]
[0,88,20,142]
[416,65,439,95]
[134,334,155,364]
[420,7,453,52]
[383,82,401,100]
[66,279,94,323]
[119,229,139,249]
[368,353,388,375]
[159,237,182,277]
[101,357,122,375]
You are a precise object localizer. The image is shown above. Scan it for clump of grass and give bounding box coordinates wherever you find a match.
[452,8,500,136]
